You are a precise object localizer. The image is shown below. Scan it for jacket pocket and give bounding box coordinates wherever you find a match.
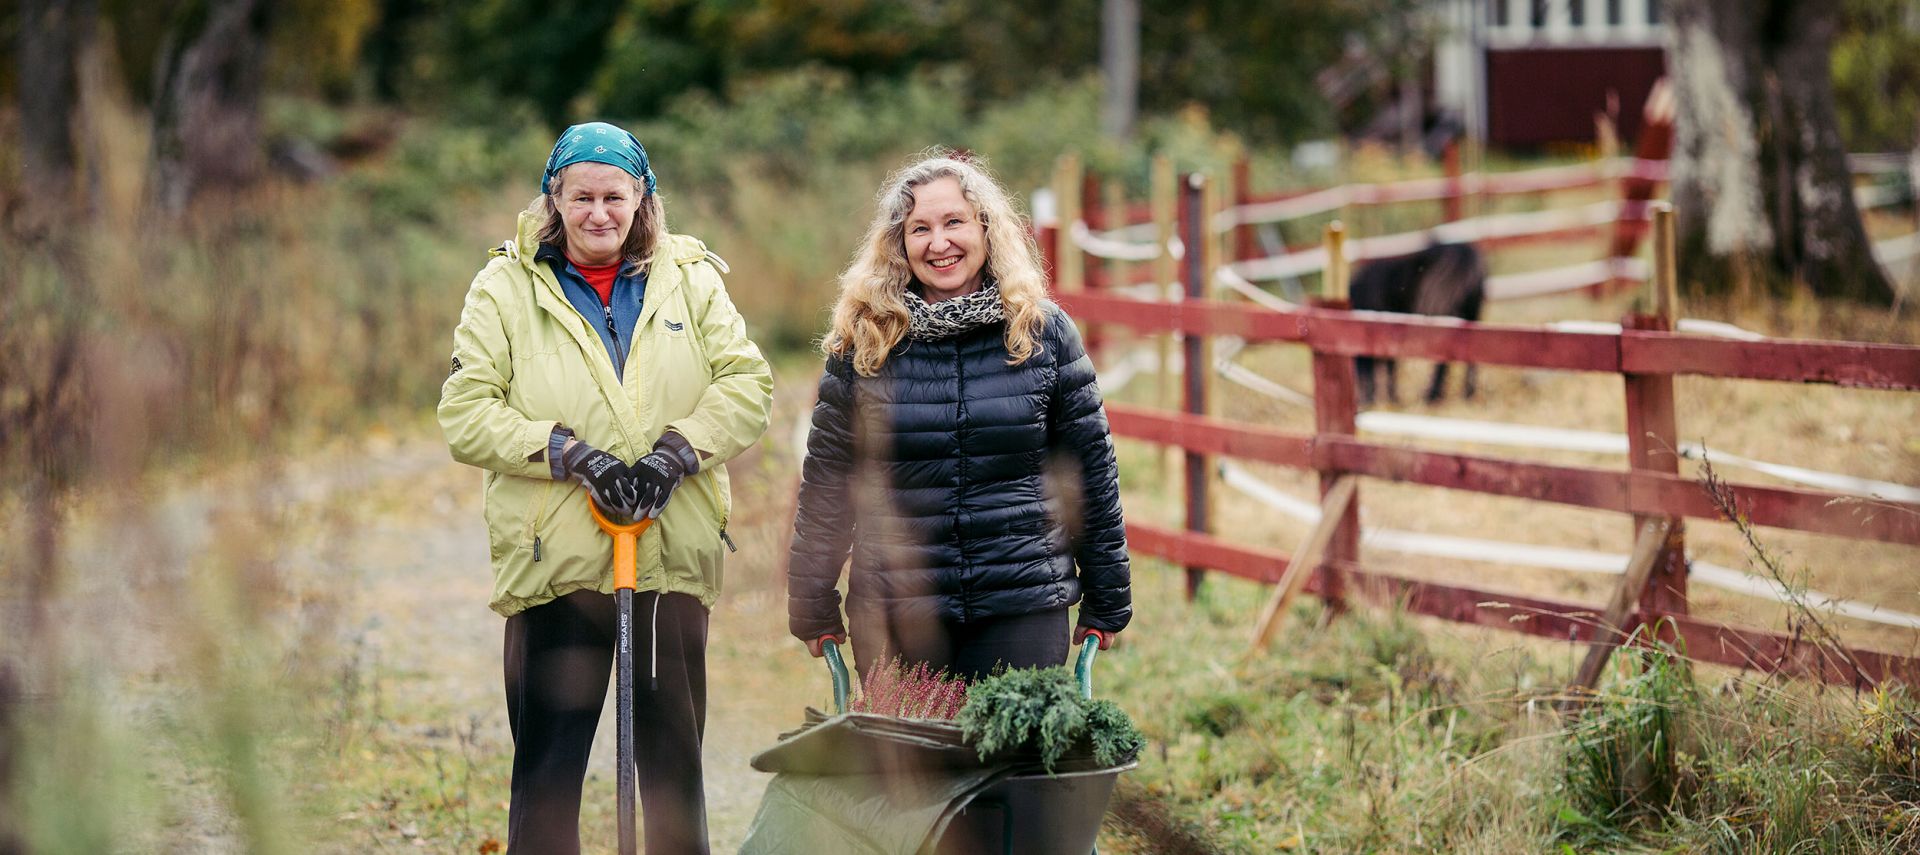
[483,473,529,564]
[525,479,560,559]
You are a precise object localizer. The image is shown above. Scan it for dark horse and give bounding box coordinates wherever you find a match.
[1348,242,1486,405]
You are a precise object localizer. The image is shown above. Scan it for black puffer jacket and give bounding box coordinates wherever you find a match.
[787,304,1131,641]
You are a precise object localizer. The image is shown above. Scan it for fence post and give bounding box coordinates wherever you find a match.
[1053,152,1084,294]
[1623,202,1689,627]
[1606,79,1675,296]
[1442,140,1463,223]
[1092,176,1126,363]
[1152,155,1179,488]
[1325,220,1349,299]
[1309,220,1359,615]
[1181,173,1211,601]
[1082,167,1107,297]
[1232,155,1254,262]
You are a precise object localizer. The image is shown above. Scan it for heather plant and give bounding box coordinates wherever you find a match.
[849,658,969,720]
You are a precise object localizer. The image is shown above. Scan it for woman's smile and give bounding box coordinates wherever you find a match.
[904,176,988,301]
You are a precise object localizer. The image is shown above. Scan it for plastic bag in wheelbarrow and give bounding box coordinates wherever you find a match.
[739,711,1016,855]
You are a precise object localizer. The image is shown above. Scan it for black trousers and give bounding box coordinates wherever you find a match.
[502,589,710,855]
[849,607,1070,683]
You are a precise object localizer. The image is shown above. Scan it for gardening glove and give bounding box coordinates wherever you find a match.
[630,431,700,520]
[1075,626,1116,651]
[805,632,847,658]
[558,436,641,519]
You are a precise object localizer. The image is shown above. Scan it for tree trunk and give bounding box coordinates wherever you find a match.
[150,0,271,212]
[1667,0,1895,303]
[15,0,95,215]
[1100,0,1139,141]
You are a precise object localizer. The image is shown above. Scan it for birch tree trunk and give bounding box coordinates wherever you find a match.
[1667,0,1894,303]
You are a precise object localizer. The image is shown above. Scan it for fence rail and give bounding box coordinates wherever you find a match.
[1123,519,1920,685]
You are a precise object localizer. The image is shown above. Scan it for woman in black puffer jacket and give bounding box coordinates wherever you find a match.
[786,151,1131,681]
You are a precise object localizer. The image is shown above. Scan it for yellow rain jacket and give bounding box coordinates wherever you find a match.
[439,211,773,616]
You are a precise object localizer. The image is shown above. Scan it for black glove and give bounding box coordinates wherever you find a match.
[631,432,700,520]
[558,438,641,518]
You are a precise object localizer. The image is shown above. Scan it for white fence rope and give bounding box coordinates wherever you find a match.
[1876,231,1920,266]
[1069,220,1179,261]
[1229,201,1626,285]
[1218,461,1920,630]
[1218,159,1629,230]
[1214,265,1302,310]
[1096,328,1918,503]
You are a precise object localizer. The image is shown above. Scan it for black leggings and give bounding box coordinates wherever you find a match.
[849,608,1070,683]
[502,589,709,855]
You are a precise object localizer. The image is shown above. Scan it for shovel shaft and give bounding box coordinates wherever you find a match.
[587,501,650,855]
[616,588,636,855]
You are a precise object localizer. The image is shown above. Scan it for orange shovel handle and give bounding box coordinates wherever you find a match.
[588,502,654,592]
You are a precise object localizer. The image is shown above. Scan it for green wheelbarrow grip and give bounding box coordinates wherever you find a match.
[1075,637,1098,700]
[823,638,851,715]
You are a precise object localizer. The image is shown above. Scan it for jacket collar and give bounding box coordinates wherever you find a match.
[509,211,692,375]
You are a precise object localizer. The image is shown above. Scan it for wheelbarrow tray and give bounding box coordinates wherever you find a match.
[742,711,1135,855]
[933,760,1137,855]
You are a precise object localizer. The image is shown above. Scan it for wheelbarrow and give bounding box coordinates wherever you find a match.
[729,637,1121,849]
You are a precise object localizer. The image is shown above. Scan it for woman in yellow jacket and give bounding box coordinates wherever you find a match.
[439,122,772,855]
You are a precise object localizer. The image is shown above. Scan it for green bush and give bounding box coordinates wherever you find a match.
[958,666,1144,773]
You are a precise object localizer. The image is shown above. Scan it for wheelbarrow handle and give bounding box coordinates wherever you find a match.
[1075,635,1098,700]
[822,638,851,715]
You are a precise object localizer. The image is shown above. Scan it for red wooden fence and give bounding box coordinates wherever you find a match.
[1048,177,1920,688]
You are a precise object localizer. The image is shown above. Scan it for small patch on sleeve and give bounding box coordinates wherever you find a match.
[449,355,463,376]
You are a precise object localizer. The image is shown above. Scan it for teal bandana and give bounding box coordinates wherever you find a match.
[541,121,657,196]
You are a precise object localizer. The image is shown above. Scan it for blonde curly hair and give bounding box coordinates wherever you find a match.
[824,151,1049,377]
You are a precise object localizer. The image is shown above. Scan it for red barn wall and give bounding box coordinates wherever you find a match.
[1486,46,1666,148]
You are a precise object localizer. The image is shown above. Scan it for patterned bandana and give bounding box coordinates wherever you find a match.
[542,121,657,196]
[905,281,1005,341]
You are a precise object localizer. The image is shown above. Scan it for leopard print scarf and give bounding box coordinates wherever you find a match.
[904,281,1005,342]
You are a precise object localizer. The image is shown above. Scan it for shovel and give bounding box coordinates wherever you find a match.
[589,501,655,855]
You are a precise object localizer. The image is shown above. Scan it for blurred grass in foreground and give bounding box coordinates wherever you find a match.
[8,65,1916,852]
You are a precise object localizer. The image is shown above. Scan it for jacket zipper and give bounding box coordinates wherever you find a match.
[719,528,736,553]
[603,304,620,359]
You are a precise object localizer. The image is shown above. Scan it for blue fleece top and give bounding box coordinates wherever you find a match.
[538,245,647,380]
